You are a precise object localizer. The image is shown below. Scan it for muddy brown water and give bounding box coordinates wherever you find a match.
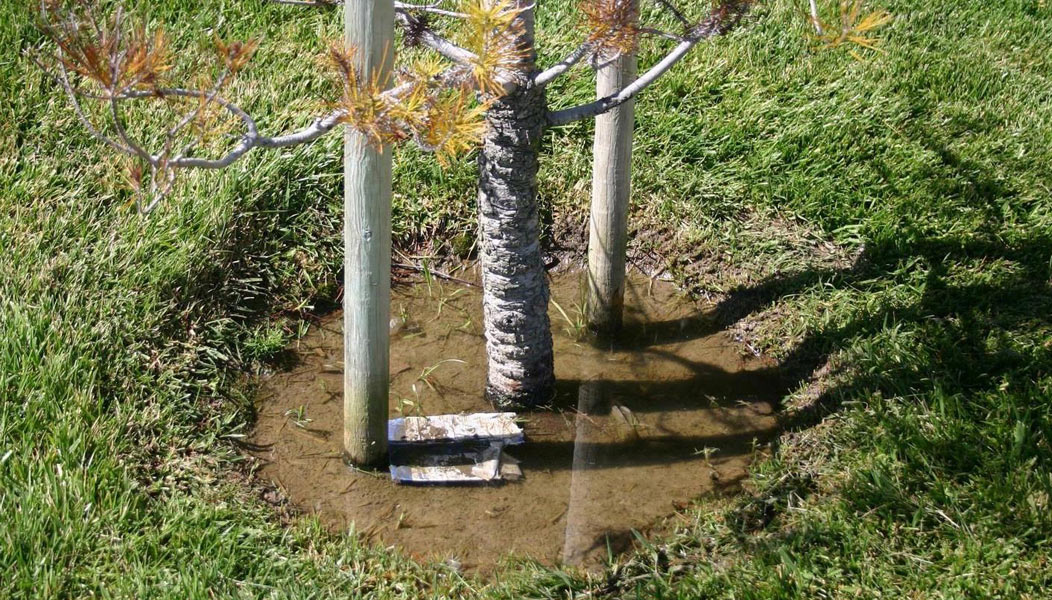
[250,272,783,573]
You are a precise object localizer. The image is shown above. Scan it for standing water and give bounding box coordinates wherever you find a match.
[250,271,782,572]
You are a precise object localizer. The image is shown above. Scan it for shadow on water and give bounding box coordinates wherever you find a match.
[248,199,1051,573]
[250,271,784,572]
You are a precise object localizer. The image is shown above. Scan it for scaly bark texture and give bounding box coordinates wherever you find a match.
[477,80,555,409]
[476,1,554,409]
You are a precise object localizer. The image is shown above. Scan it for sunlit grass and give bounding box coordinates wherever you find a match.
[3,0,1052,597]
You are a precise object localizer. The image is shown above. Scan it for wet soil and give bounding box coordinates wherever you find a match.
[250,271,783,573]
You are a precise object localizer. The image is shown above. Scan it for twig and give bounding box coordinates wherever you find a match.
[269,0,468,18]
[808,0,824,34]
[396,12,478,65]
[392,262,480,288]
[547,2,747,126]
[639,27,688,42]
[534,41,594,87]
[652,0,691,28]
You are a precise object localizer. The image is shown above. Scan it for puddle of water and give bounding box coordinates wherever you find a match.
[250,272,782,573]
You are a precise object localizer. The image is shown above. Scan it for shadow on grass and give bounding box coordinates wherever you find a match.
[127,158,344,422]
[707,228,1052,533]
[558,224,1052,597]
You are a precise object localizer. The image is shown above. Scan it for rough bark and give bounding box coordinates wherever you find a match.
[475,1,554,409]
[343,0,394,467]
[477,80,555,409]
[585,47,637,334]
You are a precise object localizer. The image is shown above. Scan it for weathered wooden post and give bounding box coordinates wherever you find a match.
[584,10,638,334]
[343,0,395,466]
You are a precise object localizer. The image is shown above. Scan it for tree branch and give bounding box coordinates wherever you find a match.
[638,27,688,42]
[37,0,537,212]
[808,0,824,34]
[266,0,338,5]
[533,41,594,87]
[266,0,476,63]
[395,12,477,65]
[651,0,690,29]
[108,91,151,161]
[166,68,233,162]
[547,3,746,127]
[268,0,467,18]
[55,82,346,170]
[395,1,468,19]
[52,61,135,155]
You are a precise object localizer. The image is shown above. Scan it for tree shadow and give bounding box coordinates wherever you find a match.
[777,230,1051,429]
[528,226,1049,531]
[711,225,1052,534]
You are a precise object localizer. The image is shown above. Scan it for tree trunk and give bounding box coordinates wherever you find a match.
[477,2,555,409]
[585,47,637,334]
[343,0,394,466]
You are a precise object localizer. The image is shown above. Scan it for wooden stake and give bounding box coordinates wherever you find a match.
[586,40,637,334]
[343,0,394,466]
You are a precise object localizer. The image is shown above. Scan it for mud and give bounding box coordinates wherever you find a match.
[250,271,783,573]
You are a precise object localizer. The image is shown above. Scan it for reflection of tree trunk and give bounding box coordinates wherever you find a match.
[477,2,555,409]
[561,378,612,566]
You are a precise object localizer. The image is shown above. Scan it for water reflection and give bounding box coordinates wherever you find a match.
[563,378,613,565]
[251,271,783,573]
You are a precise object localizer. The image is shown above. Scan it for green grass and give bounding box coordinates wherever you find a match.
[3,0,1052,597]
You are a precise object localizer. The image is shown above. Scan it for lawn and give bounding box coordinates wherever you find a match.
[2,0,1051,597]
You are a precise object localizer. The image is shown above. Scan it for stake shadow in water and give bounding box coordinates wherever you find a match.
[555,373,774,565]
[559,214,1052,563]
[515,428,775,472]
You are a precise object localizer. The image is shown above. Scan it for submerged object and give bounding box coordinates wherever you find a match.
[388,413,524,484]
[390,444,503,484]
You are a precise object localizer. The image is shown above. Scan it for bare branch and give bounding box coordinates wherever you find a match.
[136,164,177,215]
[54,82,343,170]
[547,2,747,127]
[651,0,690,29]
[100,88,261,168]
[266,0,338,5]
[105,10,154,161]
[638,27,688,42]
[809,0,824,35]
[395,1,468,19]
[103,10,155,161]
[268,0,467,18]
[533,42,594,87]
[548,38,697,126]
[108,92,151,161]
[255,108,347,151]
[396,12,477,65]
[51,61,135,155]
[166,68,233,161]
[267,0,485,78]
